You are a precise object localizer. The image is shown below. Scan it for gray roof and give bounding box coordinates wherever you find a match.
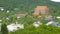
[51,22,60,27]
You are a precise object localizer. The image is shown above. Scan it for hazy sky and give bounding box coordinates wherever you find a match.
[51,0,60,2]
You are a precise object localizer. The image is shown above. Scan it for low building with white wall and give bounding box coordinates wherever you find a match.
[7,23,24,32]
[33,21,42,27]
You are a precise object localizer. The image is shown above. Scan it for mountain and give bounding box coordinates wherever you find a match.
[0,0,60,15]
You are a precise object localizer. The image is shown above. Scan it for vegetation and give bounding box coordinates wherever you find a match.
[1,23,8,34]
[9,25,60,34]
[0,0,60,34]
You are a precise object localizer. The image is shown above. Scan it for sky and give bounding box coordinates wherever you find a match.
[51,0,60,2]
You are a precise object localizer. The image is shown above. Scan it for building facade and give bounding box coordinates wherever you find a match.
[33,6,49,16]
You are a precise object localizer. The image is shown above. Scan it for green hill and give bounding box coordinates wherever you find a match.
[0,0,60,15]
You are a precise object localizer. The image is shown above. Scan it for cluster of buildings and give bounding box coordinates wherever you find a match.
[0,6,60,32]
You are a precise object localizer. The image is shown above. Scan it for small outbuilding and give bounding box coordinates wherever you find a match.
[15,14,27,18]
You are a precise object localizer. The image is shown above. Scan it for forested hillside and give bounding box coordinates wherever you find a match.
[0,0,60,15]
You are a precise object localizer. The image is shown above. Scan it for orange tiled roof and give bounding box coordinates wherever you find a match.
[35,6,48,10]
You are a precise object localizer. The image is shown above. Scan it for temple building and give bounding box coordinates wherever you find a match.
[33,6,49,16]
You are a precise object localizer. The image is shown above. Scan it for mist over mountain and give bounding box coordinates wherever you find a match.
[51,0,60,2]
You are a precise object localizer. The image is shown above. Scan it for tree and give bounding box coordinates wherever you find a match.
[1,23,8,34]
